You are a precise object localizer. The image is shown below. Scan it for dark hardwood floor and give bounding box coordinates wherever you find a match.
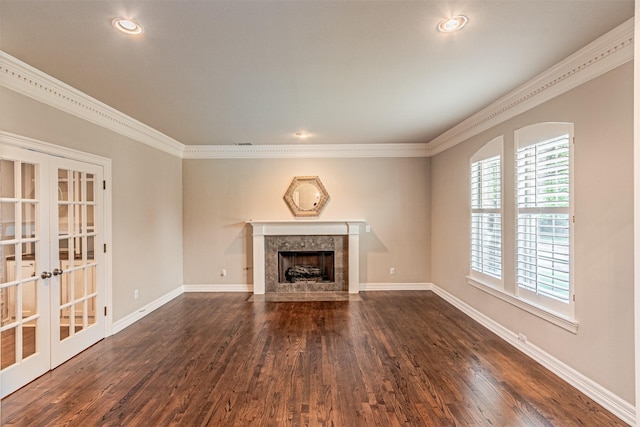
[0,292,628,426]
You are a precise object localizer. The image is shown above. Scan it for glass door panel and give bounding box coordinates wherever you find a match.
[0,149,50,399]
[0,202,16,241]
[51,160,103,368]
[21,163,36,199]
[0,159,40,370]
[0,160,15,198]
[59,306,71,341]
[1,244,17,283]
[22,319,37,360]
[22,203,37,239]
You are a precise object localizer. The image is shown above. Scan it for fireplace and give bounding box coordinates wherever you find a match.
[264,235,347,293]
[247,220,366,294]
[279,251,335,283]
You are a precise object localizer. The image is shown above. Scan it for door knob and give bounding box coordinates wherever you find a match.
[41,271,52,279]
[52,268,64,276]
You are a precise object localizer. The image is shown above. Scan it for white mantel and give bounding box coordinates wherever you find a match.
[247,220,367,294]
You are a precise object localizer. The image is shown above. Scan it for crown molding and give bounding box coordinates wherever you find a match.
[427,17,634,156]
[0,50,185,158]
[183,143,431,159]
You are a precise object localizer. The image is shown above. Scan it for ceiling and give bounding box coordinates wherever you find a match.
[0,1,634,146]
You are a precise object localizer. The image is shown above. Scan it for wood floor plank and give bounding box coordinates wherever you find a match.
[0,291,629,426]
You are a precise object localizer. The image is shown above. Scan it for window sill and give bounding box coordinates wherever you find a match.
[466,276,579,334]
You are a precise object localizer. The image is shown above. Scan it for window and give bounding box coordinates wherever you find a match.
[469,136,503,287]
[467,124,576,331]
[515,123,573,317]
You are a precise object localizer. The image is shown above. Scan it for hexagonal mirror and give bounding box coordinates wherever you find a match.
[283,176,330,217]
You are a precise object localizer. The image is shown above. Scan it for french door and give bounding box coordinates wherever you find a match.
[0,144,105,398]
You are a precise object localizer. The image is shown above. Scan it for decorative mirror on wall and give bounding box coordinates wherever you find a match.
[284,176,330,217]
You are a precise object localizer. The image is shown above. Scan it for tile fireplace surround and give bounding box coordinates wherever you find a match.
[247,220,366,294]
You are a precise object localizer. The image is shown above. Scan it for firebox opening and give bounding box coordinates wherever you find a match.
[278,251,335,283]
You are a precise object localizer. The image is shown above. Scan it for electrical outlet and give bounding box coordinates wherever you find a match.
[389,267,395,275]
[517,333,527,343]
[221,269,227,277]
[134,289,139,300]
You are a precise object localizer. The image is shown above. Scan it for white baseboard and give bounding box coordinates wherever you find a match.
[360,282,433,291]
[430,283,635,426]
[183,284,253,292]
[111,286,184,335]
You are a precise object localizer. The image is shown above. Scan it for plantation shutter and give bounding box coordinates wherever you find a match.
[470,154,502,279]
[516,128,571,303]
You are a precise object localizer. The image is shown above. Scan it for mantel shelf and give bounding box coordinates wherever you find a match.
[247,219,367,225]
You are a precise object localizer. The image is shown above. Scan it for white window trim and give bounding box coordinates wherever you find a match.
[469,136,504,289]
[466,275,579,333]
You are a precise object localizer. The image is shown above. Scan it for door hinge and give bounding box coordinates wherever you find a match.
[104,243,107,253]
[104,306,107,316]
[572,294,576,302]
[572,215,575,223]
[572,137,575,145]
[103,180,106,190]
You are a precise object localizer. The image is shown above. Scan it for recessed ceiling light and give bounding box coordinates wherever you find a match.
[112,18,144,35]
[437,15,468,33]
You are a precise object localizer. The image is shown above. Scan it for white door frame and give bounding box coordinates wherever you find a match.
[634,3,640,423]
[0,131,113,336]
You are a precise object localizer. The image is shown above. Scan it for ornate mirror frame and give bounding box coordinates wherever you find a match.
[283,176,330,217]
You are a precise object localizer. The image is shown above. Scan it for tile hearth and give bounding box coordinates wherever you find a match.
[248,292,362,302]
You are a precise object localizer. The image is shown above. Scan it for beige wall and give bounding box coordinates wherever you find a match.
[0,87,184,321]
[183,157,431,286]
[431,62,634,403]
